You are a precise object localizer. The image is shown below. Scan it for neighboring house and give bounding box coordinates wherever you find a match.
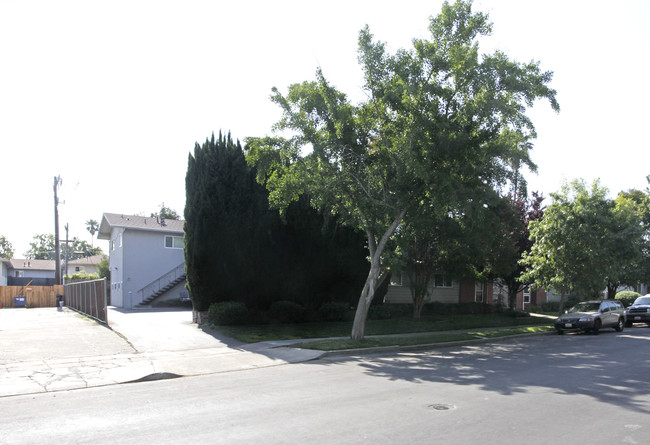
[66,254,106,276]
[5,259,56,286]
[0,255,107,287]
[384,271,548,311]
[0,258,9,286]
[97,213,186,308]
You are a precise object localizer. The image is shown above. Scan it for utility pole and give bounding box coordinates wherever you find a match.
[54,176,62,285]
[64,223,69,284]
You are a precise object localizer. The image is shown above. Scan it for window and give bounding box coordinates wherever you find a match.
[475,282,484,303]
[390,272,404,286]
[523,287,531,304]
[110,239,115,251]
[164,235,184,249]
[434,274,453,288]
[15,271,24,278]
[75,266,81,272]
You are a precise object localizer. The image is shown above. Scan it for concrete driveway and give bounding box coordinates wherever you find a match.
[107,307,245,353]
[1,307,322,397]
[0,307,134,363]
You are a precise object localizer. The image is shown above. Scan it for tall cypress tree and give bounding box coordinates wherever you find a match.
[185,131,368,314]
[185,132,280,311]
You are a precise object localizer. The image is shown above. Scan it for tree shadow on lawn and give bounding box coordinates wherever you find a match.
[316,327,650,414]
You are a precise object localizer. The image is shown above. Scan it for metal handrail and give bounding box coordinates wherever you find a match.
[136,263,186,305]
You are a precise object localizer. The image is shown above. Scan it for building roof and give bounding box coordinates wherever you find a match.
[98,213,184,240]
[8,259,56,271]
[68,254,106,266]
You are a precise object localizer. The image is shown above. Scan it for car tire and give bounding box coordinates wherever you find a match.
[615,317,624,332]
[592,319,601,335]
[557,329,564,335]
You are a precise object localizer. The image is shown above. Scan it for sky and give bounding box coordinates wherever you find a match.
[1,0,649,258]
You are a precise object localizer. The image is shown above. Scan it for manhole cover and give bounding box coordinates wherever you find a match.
[429,403,455,411]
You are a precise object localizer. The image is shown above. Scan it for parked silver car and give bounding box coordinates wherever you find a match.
[554,300,625,335]
[624,295,650,327]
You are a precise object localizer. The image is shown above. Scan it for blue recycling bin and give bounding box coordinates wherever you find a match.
[14,296,26,307]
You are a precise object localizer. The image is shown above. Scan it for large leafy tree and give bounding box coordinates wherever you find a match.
[25,233,102,260]
[0,235,14,259]
[248,0,558,340]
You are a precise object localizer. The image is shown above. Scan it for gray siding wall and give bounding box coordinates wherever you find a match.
[0,262,7,286]
[109,228,125,307]
[122,229,184,308]
[20,270,55,279]
[384,281,460,304]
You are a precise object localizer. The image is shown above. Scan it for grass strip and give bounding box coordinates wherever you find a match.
[292,325,554,351]
[213,314,552,343]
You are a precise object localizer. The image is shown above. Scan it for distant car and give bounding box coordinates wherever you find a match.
[554,300,625,335]
[624,295,650,327]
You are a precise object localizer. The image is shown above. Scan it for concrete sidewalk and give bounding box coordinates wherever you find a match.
[0,308,324,398]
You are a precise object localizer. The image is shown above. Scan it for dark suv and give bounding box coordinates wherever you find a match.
[554,300,626,335]
[624,295,650,327]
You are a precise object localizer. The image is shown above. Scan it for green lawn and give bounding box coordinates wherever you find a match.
[297,326,555,351]
[212,313,553,344]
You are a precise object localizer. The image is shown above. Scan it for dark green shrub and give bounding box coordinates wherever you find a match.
[616,291,641,307]
[268,300,307,323]
[207,301,249,325]
[455,302,498,315]
[368,305,393,320]
[541,301,560,312]
[318,302,350,322]
[423,301,455,316]
[503,308,529,318]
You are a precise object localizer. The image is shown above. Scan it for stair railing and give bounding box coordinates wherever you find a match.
[136,263,186,306]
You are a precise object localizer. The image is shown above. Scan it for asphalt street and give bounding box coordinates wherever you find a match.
[2,325,649,444]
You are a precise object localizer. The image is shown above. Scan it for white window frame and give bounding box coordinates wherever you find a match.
[433,273,453,288]
[523,287,531,304]
[475,282,485,303]
[164,235,184,249]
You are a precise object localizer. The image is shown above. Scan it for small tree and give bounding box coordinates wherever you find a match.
[86,219,99,247]
[490,192,545,309]
[151,203,181,221]
[522,180,616,311]
[97,255,110,280]
[0,235,14,259]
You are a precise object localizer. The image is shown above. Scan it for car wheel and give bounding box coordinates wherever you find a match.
[557,329,565,335]
[615,317,624,332]
[592,319,602,335]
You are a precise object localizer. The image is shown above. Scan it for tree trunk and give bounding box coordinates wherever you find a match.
[558,292,566,315]
[606,283,617,300]
[350,210,406,341]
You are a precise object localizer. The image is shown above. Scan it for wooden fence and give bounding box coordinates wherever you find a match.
[64,279,107,323]
[0,285,64,308]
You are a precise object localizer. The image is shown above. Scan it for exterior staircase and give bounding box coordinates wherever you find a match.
[136,263,186,307]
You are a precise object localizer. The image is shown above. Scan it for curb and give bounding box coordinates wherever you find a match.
[317,330,556,358]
